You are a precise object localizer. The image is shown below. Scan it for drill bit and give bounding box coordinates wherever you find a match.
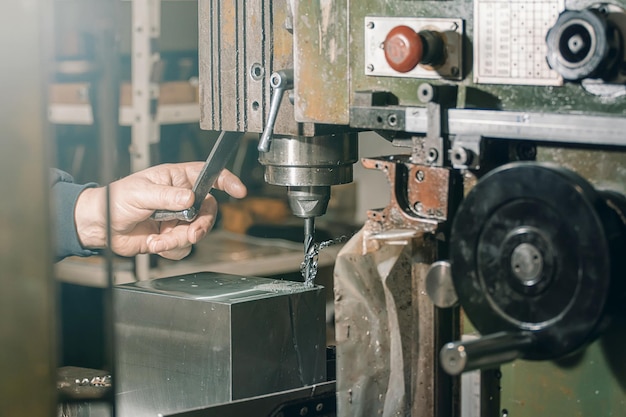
[302,217,316,287]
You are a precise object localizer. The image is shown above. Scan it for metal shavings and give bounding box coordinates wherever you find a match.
[301,235,350,287]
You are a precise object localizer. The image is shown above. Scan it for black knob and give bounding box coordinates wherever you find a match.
[546,9,621,80]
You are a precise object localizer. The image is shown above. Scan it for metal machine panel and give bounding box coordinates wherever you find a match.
[115,272,326,417]
[293,0,350,124]
[199,0,304,135]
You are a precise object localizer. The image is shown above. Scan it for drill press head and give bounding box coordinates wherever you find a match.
[258,133,358,219]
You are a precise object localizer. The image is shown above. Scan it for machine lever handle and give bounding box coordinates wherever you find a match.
[440,331,535,375]
[258,69,294,153]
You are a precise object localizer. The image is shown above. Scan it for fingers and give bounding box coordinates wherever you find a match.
[157,245,193,261]
[135,164,245,211]
[214,169,247,199]
[145,197,217,259]
[115,180,195,213]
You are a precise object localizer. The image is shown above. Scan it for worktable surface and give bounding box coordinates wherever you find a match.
[55,229,342,288]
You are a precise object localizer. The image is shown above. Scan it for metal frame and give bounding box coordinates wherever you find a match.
[352,106,626,147]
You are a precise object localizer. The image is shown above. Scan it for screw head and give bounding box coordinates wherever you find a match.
[426,148,439,163]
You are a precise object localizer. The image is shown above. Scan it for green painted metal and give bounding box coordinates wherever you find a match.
[346,0,626,114]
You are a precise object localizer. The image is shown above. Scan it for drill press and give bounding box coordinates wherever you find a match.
[256,69,357,285]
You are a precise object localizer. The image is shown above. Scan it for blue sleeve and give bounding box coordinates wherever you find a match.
[50,169,100,261]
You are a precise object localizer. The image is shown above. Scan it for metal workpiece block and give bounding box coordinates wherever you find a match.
[115,272,326,417]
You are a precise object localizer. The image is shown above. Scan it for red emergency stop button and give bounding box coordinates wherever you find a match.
[384,25,423,73]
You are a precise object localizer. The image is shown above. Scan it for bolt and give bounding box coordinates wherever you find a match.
[414,202,424,213]
[387,113,398,127]
[367,21,375,29]
[300,406,308,416]
[450,66,460,77]
[250,63,264,81]
[367,64,375,72]
[416,170,425,182]
[418,83,436,103]
[449,22,459,31]
[316,403,324,412]
[426,148,439,163]
[451,146,471,165]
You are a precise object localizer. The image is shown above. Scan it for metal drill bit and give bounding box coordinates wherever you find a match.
[303,217,316,287]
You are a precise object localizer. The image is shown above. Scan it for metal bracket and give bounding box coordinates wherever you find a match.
[412,83,447,167]
[363,155,460,229]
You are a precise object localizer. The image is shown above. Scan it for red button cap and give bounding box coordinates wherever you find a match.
[384,25,423,73]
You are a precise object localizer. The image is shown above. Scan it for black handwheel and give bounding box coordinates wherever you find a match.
[448,162,625,369]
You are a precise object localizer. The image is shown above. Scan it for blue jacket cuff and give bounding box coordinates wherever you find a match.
[51,170,99,261]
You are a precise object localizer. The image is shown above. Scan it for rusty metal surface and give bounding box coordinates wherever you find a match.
[411,249,458,417]
[361,155,461,230]
[199,0,338,137]
[293,0,350,125]
[199,0,294,134]
[407,165,455,221]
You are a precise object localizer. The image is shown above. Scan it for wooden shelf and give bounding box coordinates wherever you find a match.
[48,102,200,126]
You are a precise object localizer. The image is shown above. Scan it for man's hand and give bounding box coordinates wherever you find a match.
[74,162,247,260]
